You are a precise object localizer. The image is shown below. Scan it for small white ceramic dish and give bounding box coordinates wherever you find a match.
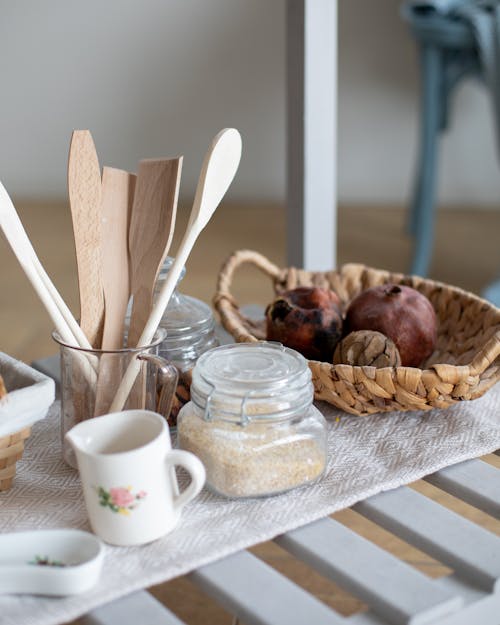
[0,352,55,438]
[0,529,104,596]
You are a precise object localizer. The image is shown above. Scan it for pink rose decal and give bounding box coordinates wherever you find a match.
[110,487,135,508]
[96,485,147,515]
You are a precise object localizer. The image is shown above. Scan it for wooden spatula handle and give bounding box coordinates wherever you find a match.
[100,167,136,350]
[68,130,105,348]
[127,157,182,348]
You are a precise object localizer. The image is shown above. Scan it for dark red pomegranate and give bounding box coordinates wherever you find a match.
[265,286,343,361]
[344,284,437,367]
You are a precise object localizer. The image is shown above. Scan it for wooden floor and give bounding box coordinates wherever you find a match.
[1,200,499,624]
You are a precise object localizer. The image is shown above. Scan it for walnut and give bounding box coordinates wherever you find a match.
[333,330,401,368]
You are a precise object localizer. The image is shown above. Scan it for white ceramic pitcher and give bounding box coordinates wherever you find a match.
[66,410,205,546]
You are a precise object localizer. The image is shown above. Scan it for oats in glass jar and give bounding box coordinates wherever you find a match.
[177,342,328,498]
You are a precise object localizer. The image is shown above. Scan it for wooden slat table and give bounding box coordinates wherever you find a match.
[32,356,500,625]
[81,463,500,625]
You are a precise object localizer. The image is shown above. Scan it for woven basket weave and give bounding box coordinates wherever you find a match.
[214,249,500,416]
[0,427,31,491]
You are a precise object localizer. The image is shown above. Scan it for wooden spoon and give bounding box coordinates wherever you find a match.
[68,130,104,348]
[0,181,91,351]
[0,182,98,401]
[127,157,182,348]
[100,167,136,350]
[109,128,242,412]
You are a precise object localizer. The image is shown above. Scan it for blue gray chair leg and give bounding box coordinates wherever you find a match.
[410,44,443,277]
[483,280,500,306]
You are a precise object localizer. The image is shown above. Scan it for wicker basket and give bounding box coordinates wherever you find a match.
[0,353,55,491]
[0,427,31,492]
[214,249,500,416]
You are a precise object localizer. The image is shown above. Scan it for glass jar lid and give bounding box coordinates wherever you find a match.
[190,342,313,423]
[154,258,215,342]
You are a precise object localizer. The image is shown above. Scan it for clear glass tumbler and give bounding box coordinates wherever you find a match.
[53,329,178,468]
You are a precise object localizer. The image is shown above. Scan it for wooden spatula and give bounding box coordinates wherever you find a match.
[109,129,241,412]
[94,167,136,415]
[68,130,105,348]
[127,157,182,348]
[100,167,136,350]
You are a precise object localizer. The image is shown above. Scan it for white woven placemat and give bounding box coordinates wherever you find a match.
[2,387,500,625]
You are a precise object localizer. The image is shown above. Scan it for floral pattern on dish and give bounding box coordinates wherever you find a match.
[29,555,66,567]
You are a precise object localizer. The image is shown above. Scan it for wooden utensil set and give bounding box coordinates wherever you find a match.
[0,128,242,412]
[67,129,183,352]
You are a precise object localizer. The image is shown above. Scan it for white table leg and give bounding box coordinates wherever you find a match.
[286,0,337,271]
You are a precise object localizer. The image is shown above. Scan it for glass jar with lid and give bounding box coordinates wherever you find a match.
[177,341,328,498]
[153,258,219,425]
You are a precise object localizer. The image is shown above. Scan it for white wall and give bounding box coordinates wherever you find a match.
[1,0,499,206]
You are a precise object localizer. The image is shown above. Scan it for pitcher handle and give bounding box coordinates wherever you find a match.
[165,450,206,511]
[137,353,179,420]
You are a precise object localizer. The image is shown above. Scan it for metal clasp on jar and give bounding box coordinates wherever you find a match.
[203,380,216,422]
[204,385,256,426]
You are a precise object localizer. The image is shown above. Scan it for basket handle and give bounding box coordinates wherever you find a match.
[216,249,283,296]
[214,250,284,343]
[469,332,500,376]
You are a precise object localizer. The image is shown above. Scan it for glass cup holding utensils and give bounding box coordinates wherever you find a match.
[53,329,178,468]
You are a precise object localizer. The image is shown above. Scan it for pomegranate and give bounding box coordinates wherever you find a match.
[265,286,343,361]
[344,284,437,367]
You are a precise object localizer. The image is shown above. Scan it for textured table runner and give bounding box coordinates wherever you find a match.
[2,386,500,625]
